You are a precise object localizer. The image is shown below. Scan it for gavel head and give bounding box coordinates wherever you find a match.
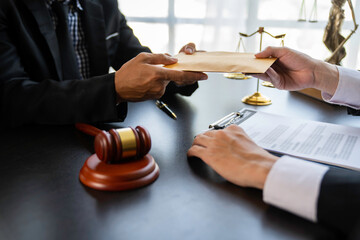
[94,126,151,163]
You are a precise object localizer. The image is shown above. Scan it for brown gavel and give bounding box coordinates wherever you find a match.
[75,123,151,163]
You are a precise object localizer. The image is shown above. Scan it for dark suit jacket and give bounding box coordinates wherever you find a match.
[0,0,197,126]
[317,167,360,238]
[347,108,360,116]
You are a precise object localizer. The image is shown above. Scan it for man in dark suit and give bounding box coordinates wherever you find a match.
[188,47,360,238]
[0,0,207,126]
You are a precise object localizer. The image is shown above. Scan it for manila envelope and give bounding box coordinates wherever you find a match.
[164,51,276,73]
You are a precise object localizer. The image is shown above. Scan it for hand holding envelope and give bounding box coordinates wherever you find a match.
[164,51,276,74]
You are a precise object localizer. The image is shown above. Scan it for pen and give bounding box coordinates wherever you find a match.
[156,100,177,120]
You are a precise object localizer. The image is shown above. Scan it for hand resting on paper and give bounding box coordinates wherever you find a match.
[252,47,339,96]
[187,46,360,237]
[186,47,341,191]
[187,124,278,189]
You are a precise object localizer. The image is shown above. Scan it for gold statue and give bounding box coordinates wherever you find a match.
[323,0,358,65]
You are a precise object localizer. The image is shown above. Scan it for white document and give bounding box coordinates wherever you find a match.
[216,109,360,171]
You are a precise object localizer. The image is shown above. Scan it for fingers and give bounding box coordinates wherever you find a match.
[255,46,287,59]
[136,52,208,85]
[265,67,282,88]
[137,52,208,85]
[187,133,212,159]
[224,124,243,132]
[187,145,206,158]
[140,52,178,65]
[179,42,196,54]
[251,73,271,82]
[161,69,208,85]
[193,134,212,147]
[252,67,282,88]
[193,126,244,147]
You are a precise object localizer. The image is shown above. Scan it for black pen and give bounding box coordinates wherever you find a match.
[156,100,177,120]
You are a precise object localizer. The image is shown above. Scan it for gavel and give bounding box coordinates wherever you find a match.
[75,123,159,191]
[75,123,151,163]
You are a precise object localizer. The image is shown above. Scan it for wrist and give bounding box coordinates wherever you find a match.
[114,71,124,103]
[313,61,339,95]
[253,155,279,190]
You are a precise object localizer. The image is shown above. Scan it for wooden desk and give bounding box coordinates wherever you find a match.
[1,74,357,240]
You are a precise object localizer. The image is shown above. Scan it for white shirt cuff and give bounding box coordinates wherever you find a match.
[322,66,360,109]
[263,156,329,222]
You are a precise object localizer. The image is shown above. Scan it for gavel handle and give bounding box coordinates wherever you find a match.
[75,123,103,137]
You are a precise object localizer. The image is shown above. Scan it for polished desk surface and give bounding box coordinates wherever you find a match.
[1,74,359,240]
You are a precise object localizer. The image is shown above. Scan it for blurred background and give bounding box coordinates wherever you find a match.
[118,0,360,69]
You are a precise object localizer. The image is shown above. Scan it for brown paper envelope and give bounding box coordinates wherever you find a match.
[164,52,276,73]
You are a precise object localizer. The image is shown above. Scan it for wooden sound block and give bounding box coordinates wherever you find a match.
[79,154,160,191]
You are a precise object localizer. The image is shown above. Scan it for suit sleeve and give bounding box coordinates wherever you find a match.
[317,167,360,235]
[264,156,360,237]
[322,66,360,112]
[347,108,360,116]
[263,156,329,221]
[0,6,125,126]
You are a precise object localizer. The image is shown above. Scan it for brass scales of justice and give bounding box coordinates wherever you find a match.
[236,27,285,105]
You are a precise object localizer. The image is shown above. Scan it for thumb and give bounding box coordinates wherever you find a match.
[144,53,178,65]
[255,46,284,59]
[181,42,196,54]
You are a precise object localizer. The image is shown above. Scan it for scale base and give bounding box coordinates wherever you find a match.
[242,92,272,106]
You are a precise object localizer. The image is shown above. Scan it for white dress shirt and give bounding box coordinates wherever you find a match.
[263,66,360,222]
